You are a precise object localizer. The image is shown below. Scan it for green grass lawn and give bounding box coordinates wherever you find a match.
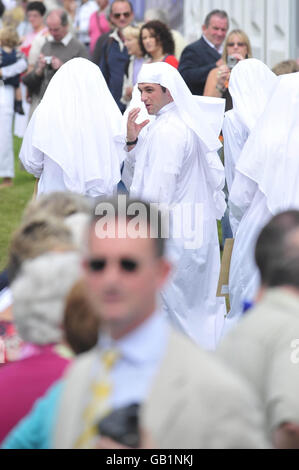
[0,137,35,271]
[0,137,223,271]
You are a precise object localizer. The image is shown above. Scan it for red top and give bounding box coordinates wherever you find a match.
[0,346,70,443]
[164,54,179,69]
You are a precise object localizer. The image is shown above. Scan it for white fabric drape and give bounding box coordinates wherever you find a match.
[20,58,125,197]
[222,59,278,204]
[123,63,227,350]
[226,72,299,325]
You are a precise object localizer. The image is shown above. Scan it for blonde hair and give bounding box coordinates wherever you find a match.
[0,26,20,48]
[123,24,142,40]
[272,60,299,76]
[222,29,252,63]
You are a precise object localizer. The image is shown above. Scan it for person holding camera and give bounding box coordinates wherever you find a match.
[204,29,252,111]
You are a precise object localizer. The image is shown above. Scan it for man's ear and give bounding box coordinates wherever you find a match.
[156,258,172,290]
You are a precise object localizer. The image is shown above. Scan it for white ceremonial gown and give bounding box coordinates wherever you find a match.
[226,72,299,328]
[222,59,277,234]
[19,58,125,197]
[124,63,227,350]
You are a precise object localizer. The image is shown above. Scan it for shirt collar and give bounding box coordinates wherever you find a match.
[98,310,170,365]
[109,29,125,52]
[49,32,73,46]
[202,34,224,54]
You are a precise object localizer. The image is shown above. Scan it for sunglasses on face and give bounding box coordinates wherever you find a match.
[227,42,246,47]
[87,258,139,273]
[112,12,131,19]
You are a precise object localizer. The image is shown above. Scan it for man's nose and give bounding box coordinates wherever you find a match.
[102,262,122,283]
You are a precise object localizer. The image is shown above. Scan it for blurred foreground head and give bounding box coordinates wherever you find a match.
[63,279,100,354]
[255,210,299,289]
[82,196,171,339]
[11,251,81,345]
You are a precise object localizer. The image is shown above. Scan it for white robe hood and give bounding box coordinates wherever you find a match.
[20,58,125,196]
[229,58,278,132]
[235,72,299,215]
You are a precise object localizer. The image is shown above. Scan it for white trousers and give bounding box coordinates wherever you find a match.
[0,84,14,178]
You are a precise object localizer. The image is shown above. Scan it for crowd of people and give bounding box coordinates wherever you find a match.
[1,0,299,450]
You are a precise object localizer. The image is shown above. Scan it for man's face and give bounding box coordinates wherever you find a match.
[46,15,68,42]
[202,15,228,49]
[83,220,170,338]
[110,1,134,30]
[138,83,173,115]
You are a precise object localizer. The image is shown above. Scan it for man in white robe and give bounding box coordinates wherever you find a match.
[226,72,299,328]
[19,57,124,198]
[222,59,277,234]
[123,62,226,350]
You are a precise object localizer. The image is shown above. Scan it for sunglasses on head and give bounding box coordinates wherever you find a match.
[227,42,246,47]
[112,12,131,19]
[87,258,139,273]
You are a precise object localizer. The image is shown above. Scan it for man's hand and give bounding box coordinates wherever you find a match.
[94,436,132,449]
[127,107,150,149]
[216,58,224,67]
[35,54,46,76]
[51,56,63,71]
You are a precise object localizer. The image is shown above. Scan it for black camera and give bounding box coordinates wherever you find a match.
[98,403,140,448]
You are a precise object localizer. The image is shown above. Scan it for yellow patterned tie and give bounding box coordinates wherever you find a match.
[74,349,119,449]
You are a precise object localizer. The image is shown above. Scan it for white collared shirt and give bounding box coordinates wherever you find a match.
[109,29,125,52]
[97,311,170,409]
[48,32,73,46]
[202,34,224,55]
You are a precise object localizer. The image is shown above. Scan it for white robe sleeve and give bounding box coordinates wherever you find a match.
[229,170,257,235]
[222,112,249,194]
[122,147,136,191]
[19,114,44,178]
[1,57,27,79]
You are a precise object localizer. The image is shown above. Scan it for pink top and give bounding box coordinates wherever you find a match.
[89,11,110,54]
[0,345,71,443]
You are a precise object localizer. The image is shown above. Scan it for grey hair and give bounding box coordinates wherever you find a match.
[64,212,91,252]
[144,8,168,24]
[12,251,81,345]
[204,9,229,28]
[46,8,69,26]
[23,191,93,223]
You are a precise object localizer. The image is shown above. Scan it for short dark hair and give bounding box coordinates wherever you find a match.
[140,20,175,56]
[90,196,165,258]
[255,210,299,288]
[26,1,46,16]
[110,0,134,15]
[63,280,100,354]
[204,9,229,28]
[60,10,68,26]
[0,0,5,18]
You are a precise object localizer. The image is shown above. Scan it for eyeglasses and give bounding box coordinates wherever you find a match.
[112,12,131,19]
[227,42,246,47]
[87,258,139,273]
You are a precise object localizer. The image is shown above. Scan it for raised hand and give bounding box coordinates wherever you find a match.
[127,107,150,143]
